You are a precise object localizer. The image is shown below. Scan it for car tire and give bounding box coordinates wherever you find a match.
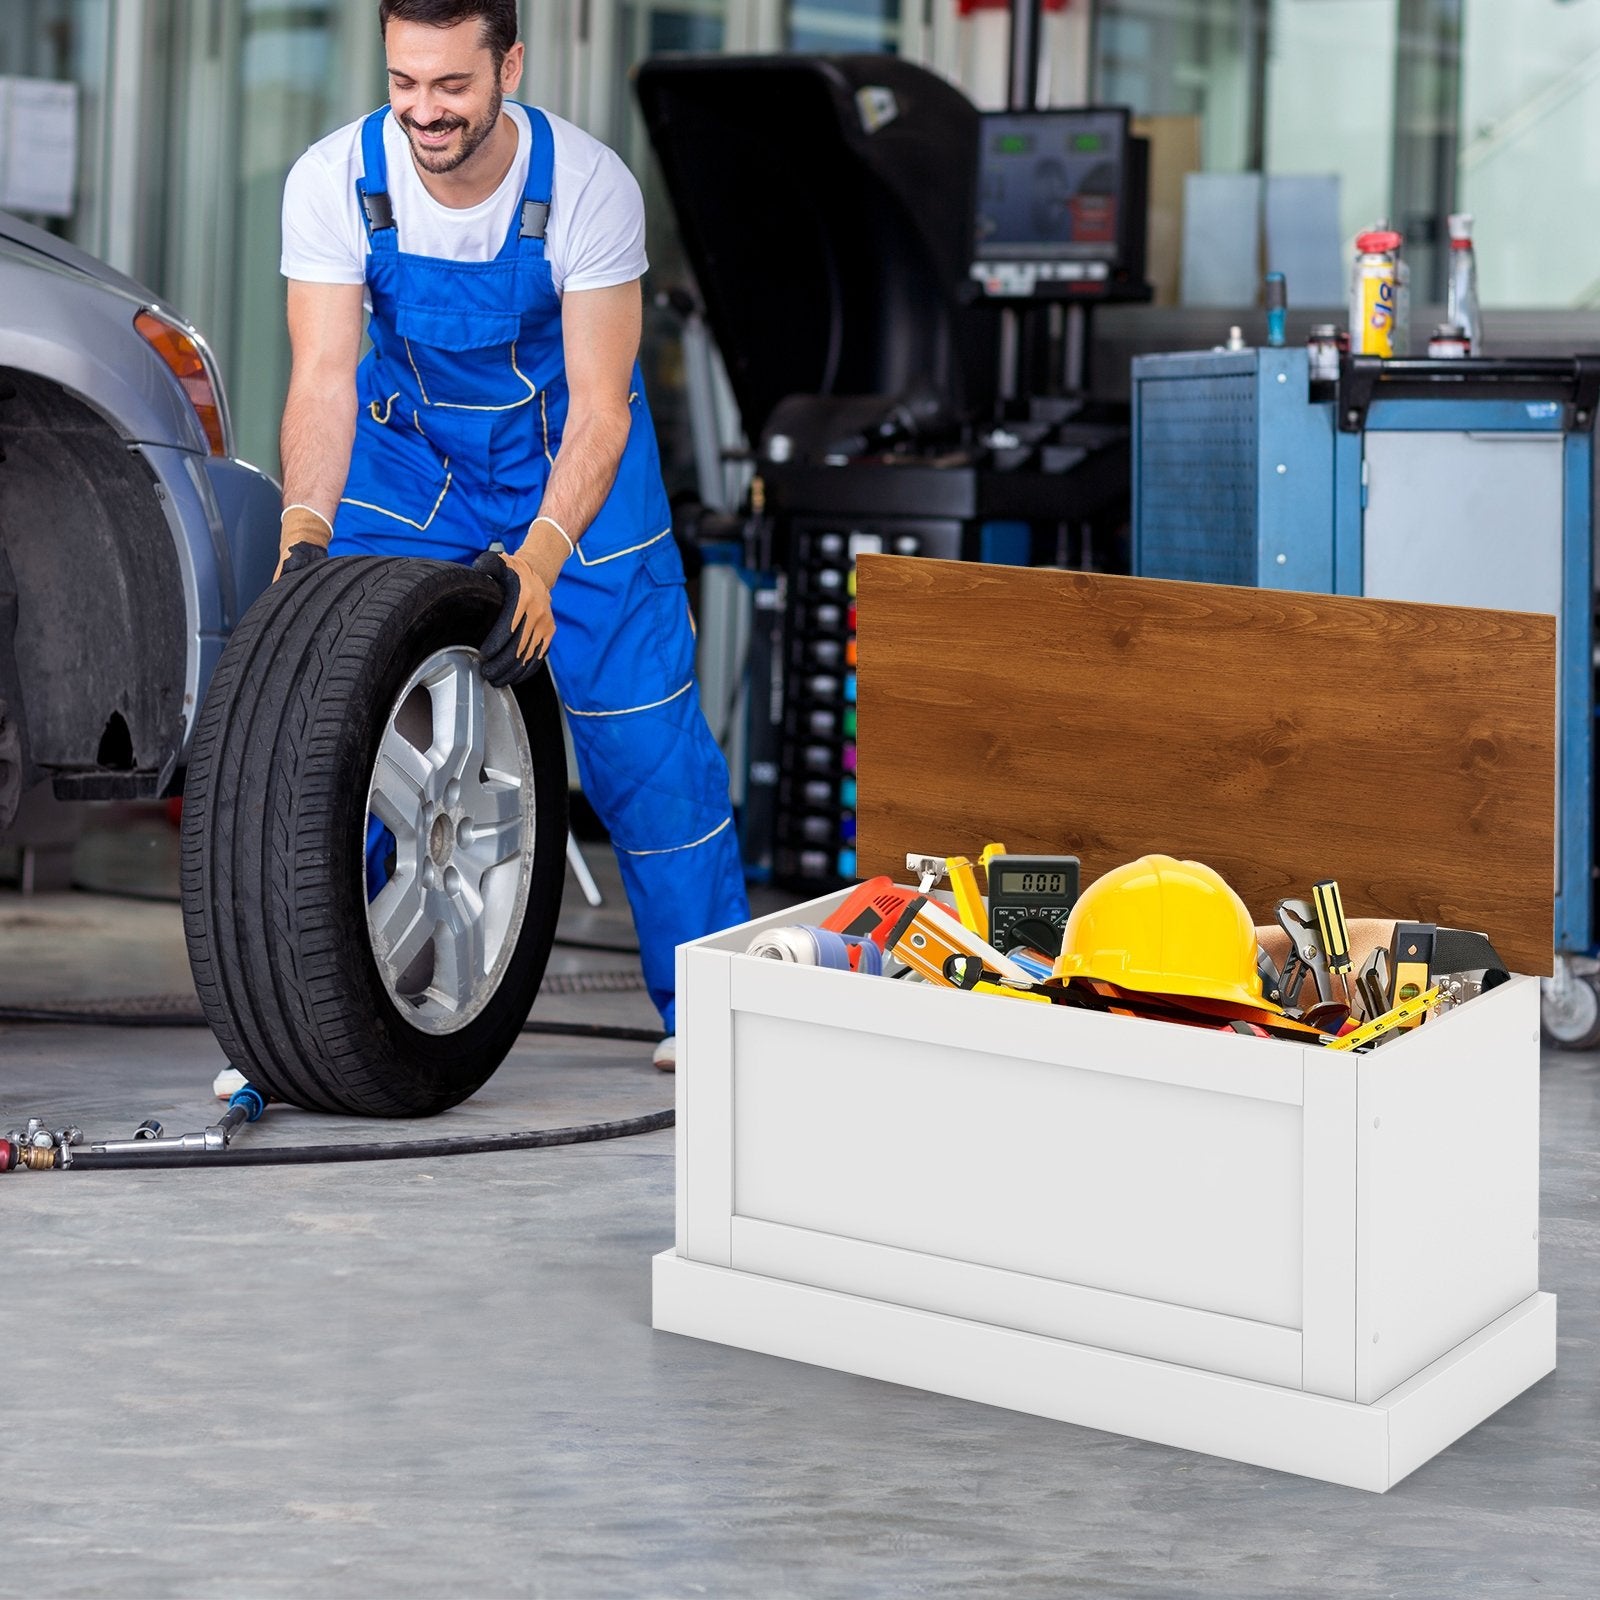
[180,557,567,1116]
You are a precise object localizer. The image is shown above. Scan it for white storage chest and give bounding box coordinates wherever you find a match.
[654,562,1559,1491]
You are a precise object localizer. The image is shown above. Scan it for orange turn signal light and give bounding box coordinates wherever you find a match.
[135,310,228,456]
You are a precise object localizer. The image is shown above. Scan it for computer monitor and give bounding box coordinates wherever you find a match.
[971,108,1139,300]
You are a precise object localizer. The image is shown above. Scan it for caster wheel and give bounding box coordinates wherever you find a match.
[1540,969,1600,1050]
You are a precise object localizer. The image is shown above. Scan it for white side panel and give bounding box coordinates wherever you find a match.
[681,944,733,1267]
[654,1252,1391,1491]
[674,936,688,1255]
[1354,978,1542,1402]
[729,956,1308,1104]
[731,1217,1303,1388]
[730,1006,1305,1328]
[1301,1054,1358,1399]
[1381,1293,1557,1487]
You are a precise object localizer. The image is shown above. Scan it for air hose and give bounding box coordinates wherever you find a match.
[3,1083,673,1173]
[0,987,671,1172]
[61,1106,675,1171]
[0,1003,658,1040]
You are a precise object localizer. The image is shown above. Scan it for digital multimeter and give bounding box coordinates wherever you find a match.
[984,853,1081,958]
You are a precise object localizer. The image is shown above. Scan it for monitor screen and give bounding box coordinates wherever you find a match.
[974,110,1129,263]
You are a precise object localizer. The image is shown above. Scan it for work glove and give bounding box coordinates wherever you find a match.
[474,518,571,687]
[274,505,333,582]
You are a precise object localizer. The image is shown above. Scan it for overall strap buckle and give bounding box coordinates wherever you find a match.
[362,189,396,233]
[520,199,549,240]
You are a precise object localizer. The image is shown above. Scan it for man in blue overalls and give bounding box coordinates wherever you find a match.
[273,0,747,1072]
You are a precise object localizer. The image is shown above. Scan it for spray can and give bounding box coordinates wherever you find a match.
[1445,213,1482,355]
[1349,228,1402,358]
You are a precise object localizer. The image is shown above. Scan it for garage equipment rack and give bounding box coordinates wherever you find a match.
[1132,350,1597,1012]
[636,55,1137,893]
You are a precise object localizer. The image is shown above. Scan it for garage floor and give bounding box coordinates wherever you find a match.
[2,809,1597,1599]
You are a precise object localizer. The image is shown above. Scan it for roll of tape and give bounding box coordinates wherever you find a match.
[746,924,881,975]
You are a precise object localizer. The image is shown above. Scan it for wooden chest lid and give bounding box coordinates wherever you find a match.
[854,558,1556,976]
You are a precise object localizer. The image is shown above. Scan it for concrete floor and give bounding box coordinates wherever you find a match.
[1,809,1597,1598]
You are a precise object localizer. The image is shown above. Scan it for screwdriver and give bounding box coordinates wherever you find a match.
[1311,879,1353,1009]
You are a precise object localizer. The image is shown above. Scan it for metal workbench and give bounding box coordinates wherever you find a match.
[1132,350,1600,1037]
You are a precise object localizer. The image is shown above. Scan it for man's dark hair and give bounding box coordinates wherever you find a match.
[379,0,519,68]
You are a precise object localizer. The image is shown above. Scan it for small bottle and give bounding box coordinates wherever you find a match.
[1427,322,1471,360]
[1264,272,1287,348]
[1446,213,1482,355]
[1350,228,1402,357]
[1307,323,1340,384]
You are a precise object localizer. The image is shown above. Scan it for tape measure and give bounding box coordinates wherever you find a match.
[1323,985,1440,1051]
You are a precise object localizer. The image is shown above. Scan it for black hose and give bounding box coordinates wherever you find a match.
[0,1005,198,1027]
[64,1108,674,1170]
[0,1006,659,1041]
[552,935,641,955]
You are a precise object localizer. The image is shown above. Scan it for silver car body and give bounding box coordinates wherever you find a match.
[0,210,280,829]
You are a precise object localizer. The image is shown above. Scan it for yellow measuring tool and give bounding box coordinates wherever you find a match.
[1323,985,1440,1051]
[944,855,988,937]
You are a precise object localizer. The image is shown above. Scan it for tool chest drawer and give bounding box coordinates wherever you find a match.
[655,561,1558,1491]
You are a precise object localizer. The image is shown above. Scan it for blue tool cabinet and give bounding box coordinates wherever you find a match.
[1132,349,1597,959]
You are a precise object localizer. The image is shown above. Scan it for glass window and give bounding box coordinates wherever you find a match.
[159,0,385,475]
[786,0,903,55]
[1093,0,1600,310]
[1458,1,1600,309]
[0,1,112,255]
[611,2,731,499]
[1096,0,1265,174]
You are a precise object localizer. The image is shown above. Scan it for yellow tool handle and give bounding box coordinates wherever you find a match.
[1311,879,1351,975]
[972,980,1052,1005]
[945,856,988,937]
[1324,985,1440,1051]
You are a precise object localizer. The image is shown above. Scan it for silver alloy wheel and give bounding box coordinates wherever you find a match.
[363,647,535,1034]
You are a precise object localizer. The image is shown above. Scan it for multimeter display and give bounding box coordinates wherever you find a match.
[997,870,1074,897]
[987,854,1081,958]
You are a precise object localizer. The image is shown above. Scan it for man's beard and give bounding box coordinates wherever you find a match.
[403,82,502,175]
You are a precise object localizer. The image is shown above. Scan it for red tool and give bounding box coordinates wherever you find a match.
[821,876,924,969]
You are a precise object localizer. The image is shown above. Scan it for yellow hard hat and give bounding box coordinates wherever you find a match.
[1054,854,1279,1012]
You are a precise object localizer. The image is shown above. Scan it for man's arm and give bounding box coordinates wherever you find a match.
[477,280,641,684]
[276,280,365,572]
[536,279,641,545]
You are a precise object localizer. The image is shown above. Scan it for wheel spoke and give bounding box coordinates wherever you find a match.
[370,729,434,834]
[457,784,526,876]
[369,874,435,982]
[430,890,487,1011]
[429,663,485,786]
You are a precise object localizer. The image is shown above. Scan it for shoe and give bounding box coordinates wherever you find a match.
[651,1035,676,1073]
[213,1066,247,1101]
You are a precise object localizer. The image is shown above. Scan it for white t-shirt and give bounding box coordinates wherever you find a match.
[280,102,647,295]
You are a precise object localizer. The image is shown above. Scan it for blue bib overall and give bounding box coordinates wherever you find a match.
[333,105,747,1033]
